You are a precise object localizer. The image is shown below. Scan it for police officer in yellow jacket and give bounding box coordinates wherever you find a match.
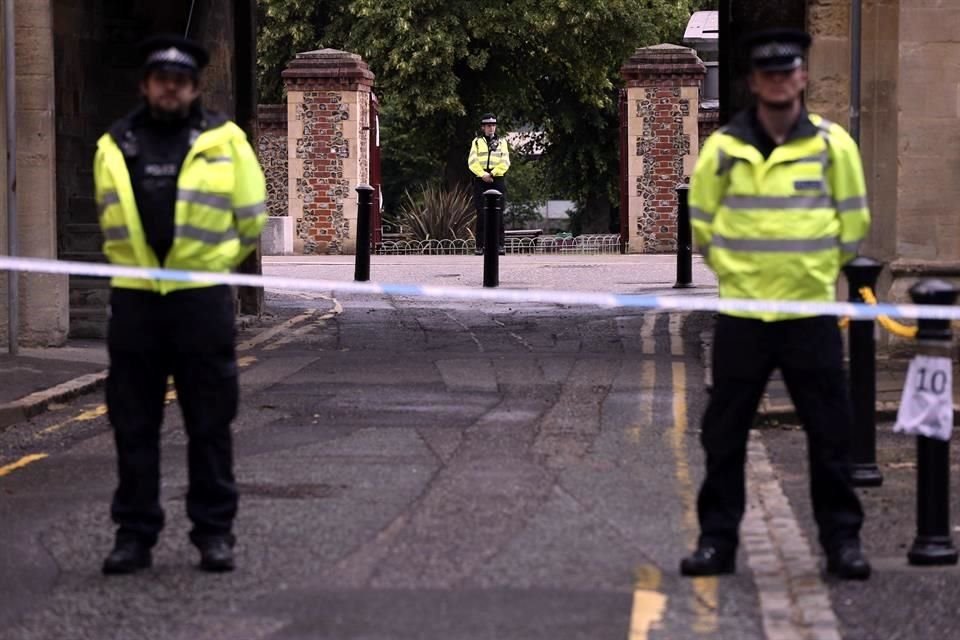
[94,35,266,574]
[468,113,510,254]
[680,29,872,580]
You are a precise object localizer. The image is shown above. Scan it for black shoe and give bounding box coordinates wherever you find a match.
[474,247,484,256]
[680,546,735,576]
[826,544,871,580]
[102,539,152,575]
[498,246,506,255]
[198,538,235,573]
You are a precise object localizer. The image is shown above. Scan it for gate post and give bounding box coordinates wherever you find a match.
[282,49,375,255]
[620,45,705,254]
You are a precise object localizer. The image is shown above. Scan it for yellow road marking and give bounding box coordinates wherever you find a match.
[630,564,668,639]
[670,360,718,634]
[264,297,343,352]
[236,309,319,352]
[640,313,657,356]
[668,313,684,356]
[0,453,48,477]
[626,360,655,445]
[39,404,108,435]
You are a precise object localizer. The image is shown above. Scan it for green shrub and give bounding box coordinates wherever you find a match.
[395,183,476,241]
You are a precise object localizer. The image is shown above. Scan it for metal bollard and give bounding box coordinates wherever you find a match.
[907,279,959,566]
[354,184,374,282]
[483,189,502,288]
[674,185,694,289]
[843,256,884,487]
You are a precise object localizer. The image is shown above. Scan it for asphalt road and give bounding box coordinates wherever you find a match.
[1,256,946,639]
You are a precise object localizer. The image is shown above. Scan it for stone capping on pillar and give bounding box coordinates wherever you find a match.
[281,48,375,89]
[257,104,287,129]
[620,44,706,86]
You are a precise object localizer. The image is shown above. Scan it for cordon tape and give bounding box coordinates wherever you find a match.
[2,255,960,322]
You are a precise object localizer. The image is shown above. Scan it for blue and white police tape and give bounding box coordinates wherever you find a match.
[2,255,960,321]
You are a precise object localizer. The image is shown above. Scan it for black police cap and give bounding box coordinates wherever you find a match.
[743,28,811,72]
[480,113,497,125]
[139,34,210,75]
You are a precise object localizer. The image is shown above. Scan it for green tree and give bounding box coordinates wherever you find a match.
[258,0,704,228]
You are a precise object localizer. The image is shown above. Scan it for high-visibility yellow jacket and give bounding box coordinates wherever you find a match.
[690,109,871,321]
[468,135,510,177]
[94,109,267,294]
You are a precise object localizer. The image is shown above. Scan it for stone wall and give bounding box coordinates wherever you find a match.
[698,106,721,148]
[257,104,288,218]
[805,0,960,305]
[620,45,705,254]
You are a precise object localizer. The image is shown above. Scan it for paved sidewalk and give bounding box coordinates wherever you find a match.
[0,343,109,429]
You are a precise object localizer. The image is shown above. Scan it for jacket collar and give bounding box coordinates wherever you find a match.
[108,101,229,158]
[724,106,819,150]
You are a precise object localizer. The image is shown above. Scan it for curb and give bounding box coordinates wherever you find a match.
[0,316,263,432]
[0,370,108,431]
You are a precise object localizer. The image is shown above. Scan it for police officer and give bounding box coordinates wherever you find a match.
[680,29,872,580]
[468,113,510,255]
[94,35,267,574]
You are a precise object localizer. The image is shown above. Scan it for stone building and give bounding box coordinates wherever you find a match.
[622,0,960,307]
[0,0,256,345]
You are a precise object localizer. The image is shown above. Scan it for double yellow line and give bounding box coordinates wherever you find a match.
[628,314,717,638]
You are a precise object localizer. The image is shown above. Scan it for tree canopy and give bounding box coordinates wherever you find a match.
[258,0,715,227]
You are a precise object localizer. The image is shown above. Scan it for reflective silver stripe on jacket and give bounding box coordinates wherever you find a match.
[722,195,834,210]
[98,191,121,217]
[202,156,233,164]
[177,189,232,211]
[177,224,239,244]
[235,201,267,220]
[840,241,861,254]
[836,196,868,212]
[102,226,130,241]
[689,206,712,223]
[711,235,839,253]
[785,152,829,167]
[240,236,259,247]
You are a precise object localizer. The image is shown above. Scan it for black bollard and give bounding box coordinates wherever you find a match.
[483,189,502,288]
[907,279,959,566]
[354,184,374,282]
[843,256,884,487]
[674,185,694,289]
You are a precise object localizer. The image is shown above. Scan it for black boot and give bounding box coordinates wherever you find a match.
[102,538,152,575]
[680,545,735,576]
[826,544,871,580]
[198,537,235,572]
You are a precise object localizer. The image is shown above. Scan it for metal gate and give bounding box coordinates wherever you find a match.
[618,88,629,254]
[370,92,382,247]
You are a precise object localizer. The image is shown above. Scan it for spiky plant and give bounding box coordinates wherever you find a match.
[396,183,476,241]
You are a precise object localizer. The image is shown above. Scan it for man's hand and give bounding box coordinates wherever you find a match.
[482,172,494,183]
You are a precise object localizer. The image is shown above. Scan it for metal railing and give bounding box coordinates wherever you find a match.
[374,234,622,256]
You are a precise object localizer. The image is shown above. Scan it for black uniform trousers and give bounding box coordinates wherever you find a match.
[106,285,239,548]
[474,176,506,249]
[697,314,864,554]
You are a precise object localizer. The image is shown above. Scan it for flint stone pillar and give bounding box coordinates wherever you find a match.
[282,49,374,255]
[621,45,705,254]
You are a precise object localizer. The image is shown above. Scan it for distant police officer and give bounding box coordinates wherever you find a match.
[468,113,511,255]
[680,29,872,580]
[95,35,267,574]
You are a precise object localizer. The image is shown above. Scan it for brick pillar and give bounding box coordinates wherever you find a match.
[620,45,705,254]
[256,104,288,218]
[282,49,374,255]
